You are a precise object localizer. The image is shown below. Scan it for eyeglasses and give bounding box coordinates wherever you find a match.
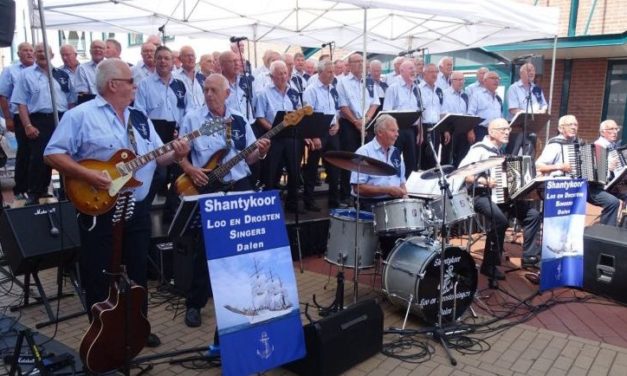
[562,123,578,127]
[111,78,134,85]
[493,127,511,133]
[603,127,621,132]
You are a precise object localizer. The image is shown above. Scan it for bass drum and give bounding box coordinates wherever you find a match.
[382,237,477,324]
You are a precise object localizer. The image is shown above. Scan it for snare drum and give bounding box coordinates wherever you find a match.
[429,191,474,225]
[382,236,477,323]
[373,199,426,235]
[325,209,377,269]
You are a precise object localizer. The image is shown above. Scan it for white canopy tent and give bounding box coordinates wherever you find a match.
[35,0,559,55]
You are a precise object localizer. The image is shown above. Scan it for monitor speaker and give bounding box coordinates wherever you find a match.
[285,298,383,376]
[0,201,81,275]
[583,224,627,303]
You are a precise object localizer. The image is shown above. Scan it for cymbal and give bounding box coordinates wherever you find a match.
[420,165,454,180]
[324,151,397,176]
[447,157,505,178]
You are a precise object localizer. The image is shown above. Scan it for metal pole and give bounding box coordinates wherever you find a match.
[36,0,60,128]
[545,35,558,144]
[360,8,367,146]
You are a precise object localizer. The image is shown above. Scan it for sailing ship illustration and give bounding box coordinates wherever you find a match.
[224,258,293,324]
[547,229,579,256]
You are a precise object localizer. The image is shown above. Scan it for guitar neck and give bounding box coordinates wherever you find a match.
[124,129,205,173]
[211,121,288,180]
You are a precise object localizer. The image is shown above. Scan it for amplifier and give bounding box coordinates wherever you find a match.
[583,224,627,303]
[0,201,80,275]
[285,299,383,376]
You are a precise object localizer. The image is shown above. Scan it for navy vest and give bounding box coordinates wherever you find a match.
[129,108,151,140]
[52,68,70,93]
[169,78,187,109]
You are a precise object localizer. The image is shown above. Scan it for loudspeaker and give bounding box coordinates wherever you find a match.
[0,201,81,275]
[583,224,627,303]
[0,0,16,48]
[285,299,383,376]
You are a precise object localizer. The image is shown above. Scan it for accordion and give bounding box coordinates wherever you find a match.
[605,145,627,191]
[492,155,536,204]
[562,143,608,185]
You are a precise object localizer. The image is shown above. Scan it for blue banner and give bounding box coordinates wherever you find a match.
[200,190,305,375]
[540,179,587,291]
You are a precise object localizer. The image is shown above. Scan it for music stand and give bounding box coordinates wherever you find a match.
[431,114,481,136]
[509,112,550,155]
[168,193,223,239]
[366,110,420,131]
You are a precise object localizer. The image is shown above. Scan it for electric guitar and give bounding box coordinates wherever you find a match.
[65,117,228,216]
[175,106,313,196]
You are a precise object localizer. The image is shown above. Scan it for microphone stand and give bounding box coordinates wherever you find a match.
[237,42,253,121]
[424,137,459,366]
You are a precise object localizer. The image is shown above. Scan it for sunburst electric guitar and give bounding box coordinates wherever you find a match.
[65,118,228,216]
[175,106,313,196]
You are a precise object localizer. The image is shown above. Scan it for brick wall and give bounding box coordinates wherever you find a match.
[517,0,626,37]
[532,58,607,151]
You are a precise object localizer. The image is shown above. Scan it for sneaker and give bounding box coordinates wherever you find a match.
[522,256,540,268]
[185,307,202,328]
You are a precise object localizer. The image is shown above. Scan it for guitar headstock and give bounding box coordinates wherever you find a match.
[113,192,135,224]
[283,105,314,127]
[200,117,229,137]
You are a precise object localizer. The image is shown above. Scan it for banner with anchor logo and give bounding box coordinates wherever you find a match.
[200,190,306,375]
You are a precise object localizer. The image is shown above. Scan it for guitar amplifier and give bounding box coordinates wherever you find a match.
[583,225,627,303]
[0,201,80,275]
[285,299,383,376]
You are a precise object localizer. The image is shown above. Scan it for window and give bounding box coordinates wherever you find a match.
[58,30,86,56]
[602,61,627,143]
[128,33,143,47]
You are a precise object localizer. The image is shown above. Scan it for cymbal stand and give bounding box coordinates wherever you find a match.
[353,162,363,303]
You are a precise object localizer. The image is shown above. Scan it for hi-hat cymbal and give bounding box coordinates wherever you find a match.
[447,157,505,178]
[324,151,397,176]
[420,165,455,180]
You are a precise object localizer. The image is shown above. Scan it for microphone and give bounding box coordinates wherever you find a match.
[398,48,422,56]
[46,207,60,237]
[229,36,247,43]
[321,41,335,48]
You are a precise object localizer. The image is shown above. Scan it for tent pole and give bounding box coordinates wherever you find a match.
[360,8,367,147]
[253,24,258,69]
[546,34,558,143]
[36,0,60,129]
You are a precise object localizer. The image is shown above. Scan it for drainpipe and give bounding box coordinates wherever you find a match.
[568,0,579,37]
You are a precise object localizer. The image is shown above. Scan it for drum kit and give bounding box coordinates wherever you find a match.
[322,151,505,325]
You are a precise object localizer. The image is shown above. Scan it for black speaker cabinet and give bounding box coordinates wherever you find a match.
[0,202,81,275]
[285,299,383,376]
[583,224,627,303]
[0,0,16,47]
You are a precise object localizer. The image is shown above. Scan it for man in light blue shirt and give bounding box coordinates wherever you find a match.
[383,60,420,177]
[59,44,80,87]
[131,42,156,85]
[75,40,105,103]
[418,63,448,169]
[467,70,503,144]
[336,52,380,205]
[44,59,188,347]
[303,60,340,209]
[174,46,205,110]
[435,56,453,91]
[254,60,303,212]
[11,43,76,202]
[506,63,548,156]
[220,51,255,122]
[0,42,34,199]
[177,73,270,328]
[465,67,488,98]
[442,71,471,166]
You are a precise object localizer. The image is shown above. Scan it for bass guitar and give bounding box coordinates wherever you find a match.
[79,192,150,374]
[175,106,313,196]
[65,117,228,216]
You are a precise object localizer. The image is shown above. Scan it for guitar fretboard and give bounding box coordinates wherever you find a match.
[209,121,289,182]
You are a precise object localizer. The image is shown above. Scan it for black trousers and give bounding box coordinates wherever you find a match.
[339,119,362,200]
[303,146,322,206]
[185,177,252,310]
[28,112,63,198]
[418,124,446,170]
[263,136,303,207]
[78,199,151,320]
[146,119,177,206]
[323,133,341,205]
[588,185,623,226]
[12,115,29,195]
[395,125,418,178]
[473,192,542,269]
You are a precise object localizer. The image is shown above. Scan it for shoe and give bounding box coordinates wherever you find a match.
[185,307,202,328]
[146,333,161,348]
[522,256,540,268]
[480,265,505,280]
[305,202,321,212]
[14,193,28,201]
